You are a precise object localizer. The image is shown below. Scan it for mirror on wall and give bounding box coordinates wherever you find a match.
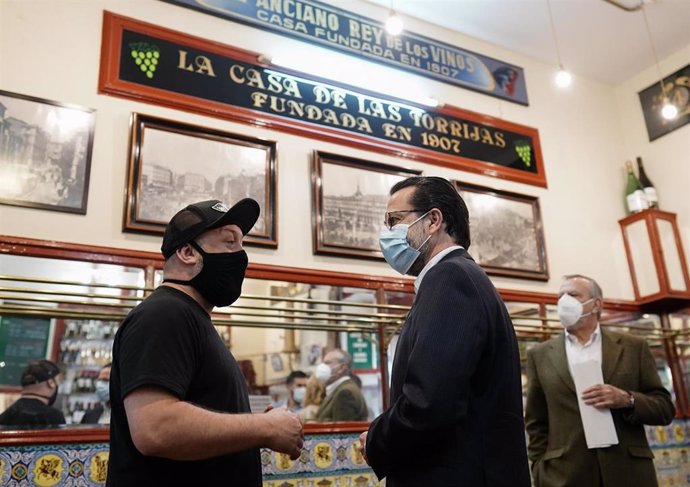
[1,253,404,429]
[1,245,685,433]
[0,254,145,427]
[671,308,690,413]
[225,279,390,422]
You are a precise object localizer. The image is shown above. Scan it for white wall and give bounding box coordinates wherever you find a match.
[1,0,687,300]
[615,46,690,257]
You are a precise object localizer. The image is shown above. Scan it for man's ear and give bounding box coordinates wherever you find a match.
[593,297,603,315]
[428,208,443,232]
[175,243,197,265]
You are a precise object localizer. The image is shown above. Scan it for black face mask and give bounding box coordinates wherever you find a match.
[165,241,248,307]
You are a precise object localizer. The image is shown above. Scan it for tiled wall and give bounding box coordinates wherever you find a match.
[1,424,689,487]
[0,443,109,487]
[647,419,690,487]
[0,432,378,487]
[261,432,381,487]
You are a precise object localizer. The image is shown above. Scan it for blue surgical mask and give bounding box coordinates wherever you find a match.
[292,386,306,405]
[379,211,431,275]
[95,380,110,403]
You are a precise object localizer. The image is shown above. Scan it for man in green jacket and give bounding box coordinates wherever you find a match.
[314,349,368,422]
[526,274,675,487]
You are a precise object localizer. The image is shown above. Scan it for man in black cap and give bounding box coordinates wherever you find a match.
[0,359,65,428]
[107,199,303,487]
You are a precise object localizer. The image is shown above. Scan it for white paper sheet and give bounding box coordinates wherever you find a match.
[570,360,619,449]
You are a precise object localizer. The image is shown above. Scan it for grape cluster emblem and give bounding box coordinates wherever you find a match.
[514,140,532,167]
[129,42,160,79]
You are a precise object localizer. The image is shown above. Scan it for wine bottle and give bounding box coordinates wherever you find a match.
[625,160,648,214]
[636,157,658,208]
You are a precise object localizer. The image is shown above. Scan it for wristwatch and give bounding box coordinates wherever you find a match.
[627,392,635,409]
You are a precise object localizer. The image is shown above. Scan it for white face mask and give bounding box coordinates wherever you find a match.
[292,386,306,404]
[315,362,333,384]
[557,294,594,328]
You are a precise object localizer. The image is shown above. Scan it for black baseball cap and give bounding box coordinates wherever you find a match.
[161,198,260,259]
[21,360,60,386]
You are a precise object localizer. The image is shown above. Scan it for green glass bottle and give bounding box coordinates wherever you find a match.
[625,160,648,214]
[636,157,658,208]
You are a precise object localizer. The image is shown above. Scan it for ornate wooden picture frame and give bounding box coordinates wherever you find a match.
[454,181,549,281]
[0,90,95,214]
[312,151,420,260]
[124,113,277,247]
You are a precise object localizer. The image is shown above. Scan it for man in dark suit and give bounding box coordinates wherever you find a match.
[315,349,368,422]
[358,176,530,487]
[525,274,674,487]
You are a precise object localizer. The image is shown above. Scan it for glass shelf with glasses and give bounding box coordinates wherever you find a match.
[57,319,118,424]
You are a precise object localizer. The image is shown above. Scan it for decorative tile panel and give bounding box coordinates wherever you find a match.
[5,425,690,486]
[0,443,109,487]
[646,420,690,487]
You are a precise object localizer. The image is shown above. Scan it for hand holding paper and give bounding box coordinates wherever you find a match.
[570,361,619,449]
[581,383,631,409]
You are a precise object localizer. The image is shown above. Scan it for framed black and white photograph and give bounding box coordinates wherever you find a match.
[454,181,548,281]
[639,64,690,141]
[312,151,421,260]
[124,113,277,247]
[0,90,95,214]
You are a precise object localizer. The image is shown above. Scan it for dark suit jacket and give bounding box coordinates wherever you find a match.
[315,378,368,422]
[366,248,530,487]
[81,404,105,424]
[525,330,675,487]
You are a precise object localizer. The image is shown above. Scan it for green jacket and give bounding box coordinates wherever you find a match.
[315,378,368,422]
[525,330,675,487]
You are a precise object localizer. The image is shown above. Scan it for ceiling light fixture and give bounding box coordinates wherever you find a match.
[385,11,403,35]
[545,0,572,88]
[641,5,678,120]
[385,1,403,36]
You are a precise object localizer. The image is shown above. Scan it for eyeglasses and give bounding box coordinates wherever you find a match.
[383,209,422,230]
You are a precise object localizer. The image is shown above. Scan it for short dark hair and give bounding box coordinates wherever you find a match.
[286,370,308,386]
[390,176,470,248]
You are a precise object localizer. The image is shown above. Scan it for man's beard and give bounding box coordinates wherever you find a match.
[406,234,431,277]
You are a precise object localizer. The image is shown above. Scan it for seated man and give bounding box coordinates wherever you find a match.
[315,349,368,422]
[272,370,308,412]
[82,363,112,424]
[0,360,65,427]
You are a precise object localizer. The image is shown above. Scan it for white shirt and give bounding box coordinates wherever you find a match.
[565,323,603,373]
[325,376,350,397]
[414,245,463,293]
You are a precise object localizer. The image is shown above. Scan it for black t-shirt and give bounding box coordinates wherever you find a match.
[0,398,65,427]
[106,286,261,487]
